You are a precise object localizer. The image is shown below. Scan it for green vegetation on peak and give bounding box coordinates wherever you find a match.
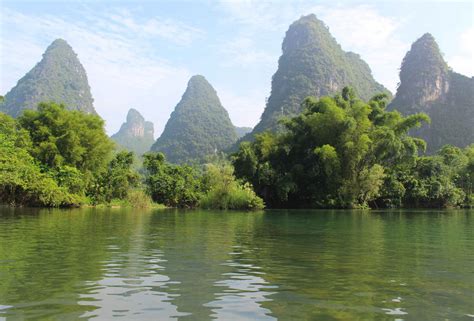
[0,38,96,117]
[389,33,473,153]
[235,126,252,139]
[246,14,390,139]
[150,75,238,163]
[111,108,155,155]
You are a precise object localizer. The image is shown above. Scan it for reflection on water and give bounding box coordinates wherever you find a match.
[0,207,473,320]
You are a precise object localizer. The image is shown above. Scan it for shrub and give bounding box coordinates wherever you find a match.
[200,163,264,210]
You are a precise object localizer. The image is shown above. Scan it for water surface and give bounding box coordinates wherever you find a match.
[0,207,473,320]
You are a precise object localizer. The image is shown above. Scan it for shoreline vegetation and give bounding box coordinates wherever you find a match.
[1,89,472,210]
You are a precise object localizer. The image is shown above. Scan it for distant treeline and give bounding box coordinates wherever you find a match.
[1,88,472,209]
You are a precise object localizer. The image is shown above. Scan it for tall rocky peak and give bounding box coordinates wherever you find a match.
[393,33,450,109]
[111,108,154,155]
[0,38,96,117]
[247,14,390,137]
[151,75,238,163]
[389,33,473,153]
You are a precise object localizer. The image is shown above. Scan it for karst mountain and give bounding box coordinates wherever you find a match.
[1,39,96,117]
[111,108,155,155]
[388,33,474,152]
[243,14,390,140]
[150,75,237,163]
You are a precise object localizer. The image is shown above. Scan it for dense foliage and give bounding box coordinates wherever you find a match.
[1,39,96,117]
[18,102,114,187]
[142,152,264,210]
[0,104,138,207]
[200,163,264,210]
[0,113,80,206]
[111,108,155,155]
[90,151,140,204]
[143,152,203,208]
[150,75,238,163]
[389,33,474,153]
[233,88,473,209]
[245,14,390,139]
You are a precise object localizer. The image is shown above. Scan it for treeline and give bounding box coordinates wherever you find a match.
[0,103,263,209]
[233,88,473,209]
[1,88,472,210]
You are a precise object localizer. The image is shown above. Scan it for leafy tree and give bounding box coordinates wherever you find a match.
[143,152,203,208]
[91,151,140,204]
[234,88,429,208]
[18,102,114,187]
[0,113,79,206]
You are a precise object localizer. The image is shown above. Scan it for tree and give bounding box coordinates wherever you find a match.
[91,151,140,204]
[18,102,114,187]
[233,87,430,208]
[0,113,79,206]
[143,152,203,208]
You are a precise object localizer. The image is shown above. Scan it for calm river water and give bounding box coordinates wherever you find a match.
[0,207,473,320]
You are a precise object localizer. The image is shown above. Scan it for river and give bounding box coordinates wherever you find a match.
[0,207,472,320]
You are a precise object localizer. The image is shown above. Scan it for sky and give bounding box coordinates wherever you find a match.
[1,0,473,137]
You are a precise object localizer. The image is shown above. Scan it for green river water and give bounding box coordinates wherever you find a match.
[0,207,472,320]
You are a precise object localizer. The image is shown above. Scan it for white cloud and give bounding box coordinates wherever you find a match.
[219,36,277,67]
[448,27,474,76]
[0,7,199,135]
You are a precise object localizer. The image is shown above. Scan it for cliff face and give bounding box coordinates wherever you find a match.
[244,14,390,139]
[1,39,96,117]
[391,33,450,111]
[111,109,155,155]
[151,75,237,163]
[389,33,474,153]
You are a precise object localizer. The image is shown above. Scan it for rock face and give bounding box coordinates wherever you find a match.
[246,14,390,138]
[150,75,237,163]
[111,108,155,155]
[1,39,96,117]
[389,33,474,153]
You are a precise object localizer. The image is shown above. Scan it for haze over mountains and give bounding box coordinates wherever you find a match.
[111,108,155,156]
[1,14,472,162]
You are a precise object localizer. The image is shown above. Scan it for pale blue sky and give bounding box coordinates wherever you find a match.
[1,0,473,136]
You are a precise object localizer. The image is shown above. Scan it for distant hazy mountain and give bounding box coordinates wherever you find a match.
[388,33,474,153]
[235,126,252,139]
[150,75,237,163]
[111,108,154,155]
[243,14,390,140]
[1,39,96,117]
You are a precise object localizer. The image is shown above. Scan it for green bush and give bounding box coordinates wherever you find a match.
[126,189,155,208]
[143,152,203,208]
[200,163,264,210]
